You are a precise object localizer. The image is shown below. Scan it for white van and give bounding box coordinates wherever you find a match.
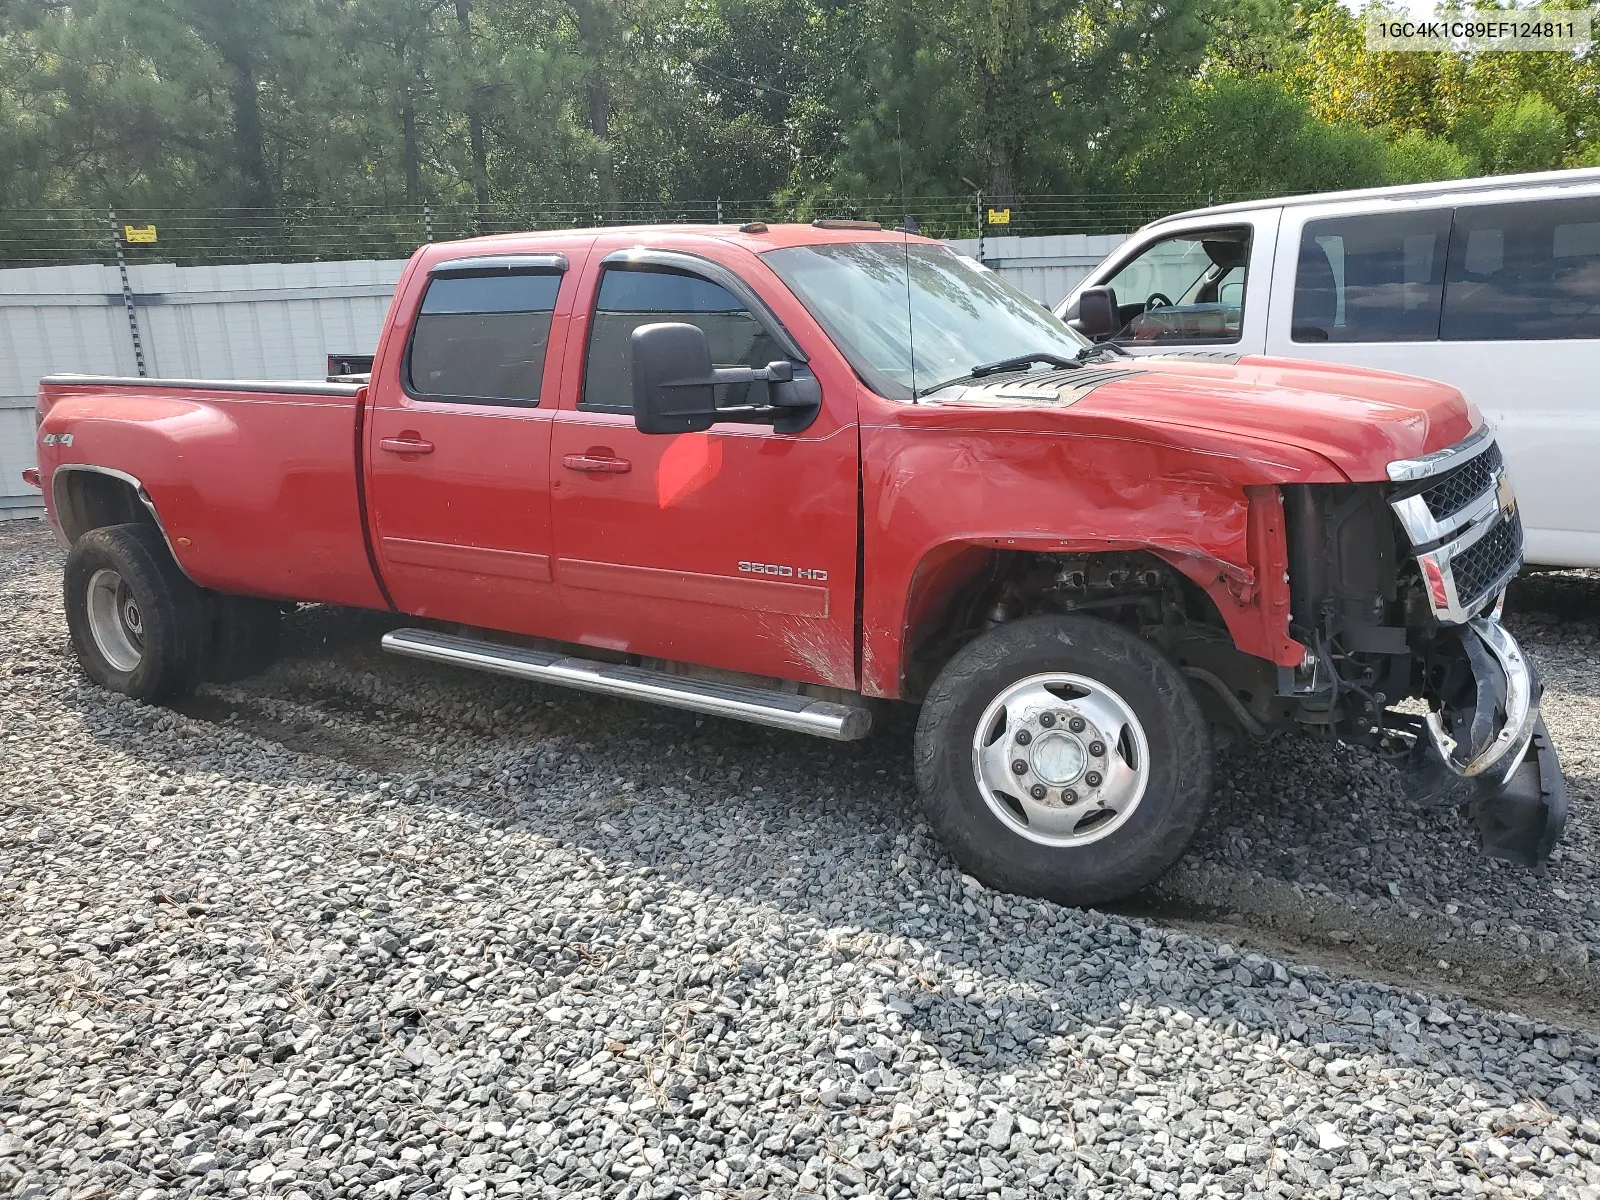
[1055,168,1600,569]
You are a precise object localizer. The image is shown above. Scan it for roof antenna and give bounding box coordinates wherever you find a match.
[897,112,917,402]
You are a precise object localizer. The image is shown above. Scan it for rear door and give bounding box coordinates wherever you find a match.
[366,247,591,635]
[547,247,861,688]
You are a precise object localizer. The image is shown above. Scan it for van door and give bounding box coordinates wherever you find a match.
[1056,209,1281,356]
[1264,193,1600,568]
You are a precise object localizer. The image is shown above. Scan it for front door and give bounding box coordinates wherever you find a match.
[366,249,589,635]
[1060,210,1280,356]
[547,249,860,688]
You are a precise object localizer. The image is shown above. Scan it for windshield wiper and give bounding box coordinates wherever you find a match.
[1077,341,1129,362]
[969,351,1083,377]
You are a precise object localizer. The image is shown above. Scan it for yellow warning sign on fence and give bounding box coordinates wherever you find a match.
[986,208,1011,226]
[123,224,158,244]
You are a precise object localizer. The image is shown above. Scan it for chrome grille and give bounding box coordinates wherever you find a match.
[1418,442,1502,521]
[1452,509,1522,606]
[1388,429,1522,626]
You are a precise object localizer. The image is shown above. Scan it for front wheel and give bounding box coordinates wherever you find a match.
[913,614,1212,906]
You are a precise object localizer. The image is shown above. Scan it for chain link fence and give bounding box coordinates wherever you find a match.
[0,193,1255,269]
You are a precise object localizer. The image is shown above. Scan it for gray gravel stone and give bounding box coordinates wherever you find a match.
[4,519,1600,1200]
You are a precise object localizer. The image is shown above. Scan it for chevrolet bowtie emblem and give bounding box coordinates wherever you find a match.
[1496,472,1517,517]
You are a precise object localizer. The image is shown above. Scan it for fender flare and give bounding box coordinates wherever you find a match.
[51,464,195,582]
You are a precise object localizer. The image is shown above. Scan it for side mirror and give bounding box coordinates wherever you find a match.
[632,321,820,435]
[1071,286,1120,341]
[632,322,718,434]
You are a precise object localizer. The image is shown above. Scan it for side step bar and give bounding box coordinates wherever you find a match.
[381,628,873,742]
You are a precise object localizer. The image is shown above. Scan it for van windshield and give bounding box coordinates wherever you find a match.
[763,241,1091,401]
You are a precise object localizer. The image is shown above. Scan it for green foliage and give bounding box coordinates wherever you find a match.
[2,0,1598,263]
[1119,75,1392,198]
[1288,0,1600,177]
[1456,94,1570,173]
[1385,129,1476,181]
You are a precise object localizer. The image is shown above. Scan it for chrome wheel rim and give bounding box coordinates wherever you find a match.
[86,568,144,673]
[971,672,1149,848]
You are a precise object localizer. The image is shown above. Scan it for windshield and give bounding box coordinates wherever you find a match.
[762,241,1092,400]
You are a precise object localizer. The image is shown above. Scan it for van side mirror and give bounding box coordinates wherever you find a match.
[631,321,821,435]
[1071,286,1120,341]
[632,322,718,434]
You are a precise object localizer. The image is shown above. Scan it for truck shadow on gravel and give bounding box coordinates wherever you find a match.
[59,573,1600,1041]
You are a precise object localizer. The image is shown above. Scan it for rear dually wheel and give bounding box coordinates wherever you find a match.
[64,523,206,703]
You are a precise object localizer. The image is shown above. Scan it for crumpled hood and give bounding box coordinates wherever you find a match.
[928,354,1480,480]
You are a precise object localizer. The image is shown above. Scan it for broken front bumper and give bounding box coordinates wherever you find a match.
[1412,616,1568,867]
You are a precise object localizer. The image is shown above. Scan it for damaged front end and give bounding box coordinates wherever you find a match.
[1410,618,1567,866]
[1280,427,1568,868]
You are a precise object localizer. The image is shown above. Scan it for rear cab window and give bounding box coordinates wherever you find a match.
[406,265,564,404]
[1101,227,1252,345]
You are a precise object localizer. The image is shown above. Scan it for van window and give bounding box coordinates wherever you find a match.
[1100,227,1251,344]
[582,267,781,411]
[1291,209,1450,343]
[406,272,561,404]
[1442,197,1600,341]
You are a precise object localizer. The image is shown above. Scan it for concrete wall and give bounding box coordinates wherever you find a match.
[0,235,1128,519]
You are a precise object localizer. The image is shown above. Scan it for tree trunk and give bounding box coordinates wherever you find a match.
[572,0,615,209]
[225,53,272,210]
[400,95,422,206]
[985,149,1018,212]
[980,74,1019,212]
[587,75,614,208]
[453,0,492,230]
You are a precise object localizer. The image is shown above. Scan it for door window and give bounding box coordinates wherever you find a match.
[1291,209,1449,343]
[1102,227,1251,344]
[1442,197,1600,341]
[406,272,562,404]
[582,267,782,411]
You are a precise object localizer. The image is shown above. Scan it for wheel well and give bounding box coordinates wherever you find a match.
[55,471,162,545]
[900,545,1234,701]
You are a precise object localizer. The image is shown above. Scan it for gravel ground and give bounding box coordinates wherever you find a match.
[5,517,1600,1200]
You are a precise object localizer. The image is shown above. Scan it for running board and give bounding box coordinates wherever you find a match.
[381,628,873,741]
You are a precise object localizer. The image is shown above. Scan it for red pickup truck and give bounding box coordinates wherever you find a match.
[30,222,1566,905]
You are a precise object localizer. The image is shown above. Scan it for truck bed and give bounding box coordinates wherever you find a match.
[37,374,387,610]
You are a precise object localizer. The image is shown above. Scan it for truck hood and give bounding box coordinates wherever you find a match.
[924,354,1479,480]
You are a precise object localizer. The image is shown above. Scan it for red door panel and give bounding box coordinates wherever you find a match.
[549,410,860,685]
[364,244,594,638]
[368,404,562,633]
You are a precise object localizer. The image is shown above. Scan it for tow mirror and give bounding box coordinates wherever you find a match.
[1071,286,1120,341]
[632,322,719,434]
[631,321,819,435]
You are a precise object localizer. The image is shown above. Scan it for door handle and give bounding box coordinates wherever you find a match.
[563,453,632,474]
[380,436,435,455]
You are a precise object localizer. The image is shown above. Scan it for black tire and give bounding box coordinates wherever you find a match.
[203,594,282,683]
[63,523,205,703]
[914,613,1212,906]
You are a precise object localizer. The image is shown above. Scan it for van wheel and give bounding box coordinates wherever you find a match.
[64,524,205,703]
[204,595,282,683]
[914,613,1212,907]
